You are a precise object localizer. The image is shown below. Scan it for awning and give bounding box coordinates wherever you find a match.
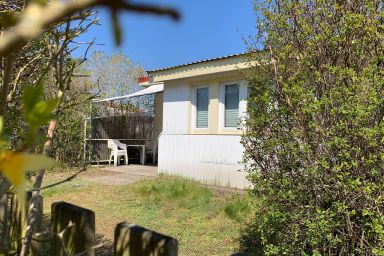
[93,82,164,103]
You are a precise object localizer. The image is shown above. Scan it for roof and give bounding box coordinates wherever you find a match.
[146,52,249,73]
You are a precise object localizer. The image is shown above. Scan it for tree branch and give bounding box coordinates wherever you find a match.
[19,120,57,256]
[0,0,179,56]
[0,55,14,120]
[28,166,87,192]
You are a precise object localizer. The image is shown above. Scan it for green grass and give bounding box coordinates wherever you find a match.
[223,193,253,222]
[136,175,213,209]
[42,171,253,255]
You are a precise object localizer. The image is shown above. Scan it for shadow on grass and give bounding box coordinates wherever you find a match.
[234,224,264,256]
[222,193,265,256]
[94,233,113,256]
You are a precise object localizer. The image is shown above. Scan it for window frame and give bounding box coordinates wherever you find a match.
[219,80,247,131]
[191,85,210,131]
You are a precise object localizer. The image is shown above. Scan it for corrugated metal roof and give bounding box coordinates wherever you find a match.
[146,52,250,73]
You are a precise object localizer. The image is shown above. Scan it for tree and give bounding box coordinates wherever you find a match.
[47,64,96,166]
[243,1,384,255]
[86,51,155,116]
[86,51,144,98]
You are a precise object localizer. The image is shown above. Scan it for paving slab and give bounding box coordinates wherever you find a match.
[85,164,158,185]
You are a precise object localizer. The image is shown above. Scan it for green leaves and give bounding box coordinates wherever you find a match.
[244,0,384,254]
[0,11,19,28]
[30,0,49,6]
[0,116,9,151]
[22,84,59,144]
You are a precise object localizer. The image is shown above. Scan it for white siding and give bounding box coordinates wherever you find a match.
[162,81,190,134]
[158,134,251,189]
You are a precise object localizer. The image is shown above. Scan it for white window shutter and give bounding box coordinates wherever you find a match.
[196,87,209,128]
[239,81,248,118]
[224,84,240,128]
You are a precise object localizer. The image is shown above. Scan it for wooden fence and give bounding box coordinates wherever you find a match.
[85,113,154,162]
[0,196,178,255]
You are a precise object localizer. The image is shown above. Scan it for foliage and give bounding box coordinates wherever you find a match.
[85,51,144,98]
[0,0,178,254]
[51,73,93,166]
[243,1,384,255]
[85,51,152,116]
[23,84,59,145]
[0,85,57,195]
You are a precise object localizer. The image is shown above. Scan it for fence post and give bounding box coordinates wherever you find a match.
[0,193,9,252]
[50,201,95,256]
[9,193,24,253]
[114,222,178,256]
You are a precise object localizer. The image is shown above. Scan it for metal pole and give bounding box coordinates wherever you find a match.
[83,118,87,162]
[87,100,93,162]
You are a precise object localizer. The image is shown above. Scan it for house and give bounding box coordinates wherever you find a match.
[140,53,253,189]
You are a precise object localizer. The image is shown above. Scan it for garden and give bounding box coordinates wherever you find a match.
[41,168,253,255]
[0,0,383,255]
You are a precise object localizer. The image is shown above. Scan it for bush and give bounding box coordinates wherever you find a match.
[51,73,92,166]
[243,1,384,255]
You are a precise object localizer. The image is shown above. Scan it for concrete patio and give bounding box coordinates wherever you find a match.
[84,164,158,185]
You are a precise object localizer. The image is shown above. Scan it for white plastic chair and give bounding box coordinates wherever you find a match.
[107,139,128,166]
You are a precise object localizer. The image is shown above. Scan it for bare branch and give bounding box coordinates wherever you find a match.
[0,54,14,120]
[28,166,88,192]
[20,120,57,256]
[0,0,179,56]
[8,50,44,101]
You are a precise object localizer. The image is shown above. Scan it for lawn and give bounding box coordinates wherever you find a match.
[41,168,253,255]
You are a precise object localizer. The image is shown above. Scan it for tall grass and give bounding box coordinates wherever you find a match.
[223,193,253,222]
[135,175,212,210]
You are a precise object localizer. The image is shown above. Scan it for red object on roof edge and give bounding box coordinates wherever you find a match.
[138,76,150,83]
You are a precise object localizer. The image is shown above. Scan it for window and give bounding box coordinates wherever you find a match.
[196,87,209,128]
[224,84,239,128]
[219,81,248,131]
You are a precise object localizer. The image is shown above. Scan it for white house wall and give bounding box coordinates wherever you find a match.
[158,71,251,189]
[162,80,190,134]
[158,134,251,189]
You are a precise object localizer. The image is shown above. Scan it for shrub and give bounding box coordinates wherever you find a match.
[243,1,384,255]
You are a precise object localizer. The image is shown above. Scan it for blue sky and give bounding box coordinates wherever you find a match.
[75,0,256,71]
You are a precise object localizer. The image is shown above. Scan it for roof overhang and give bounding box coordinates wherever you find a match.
[93,82,164,103]
[146,52,258,82]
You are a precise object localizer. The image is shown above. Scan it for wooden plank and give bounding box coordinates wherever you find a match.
[114,222,178,256]
[0,194,8,252]
[51,201,95,256]
[9,193,27,254]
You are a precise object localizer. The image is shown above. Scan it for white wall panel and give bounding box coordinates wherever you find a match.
[158,134,251,189]
[162,81,190,134]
